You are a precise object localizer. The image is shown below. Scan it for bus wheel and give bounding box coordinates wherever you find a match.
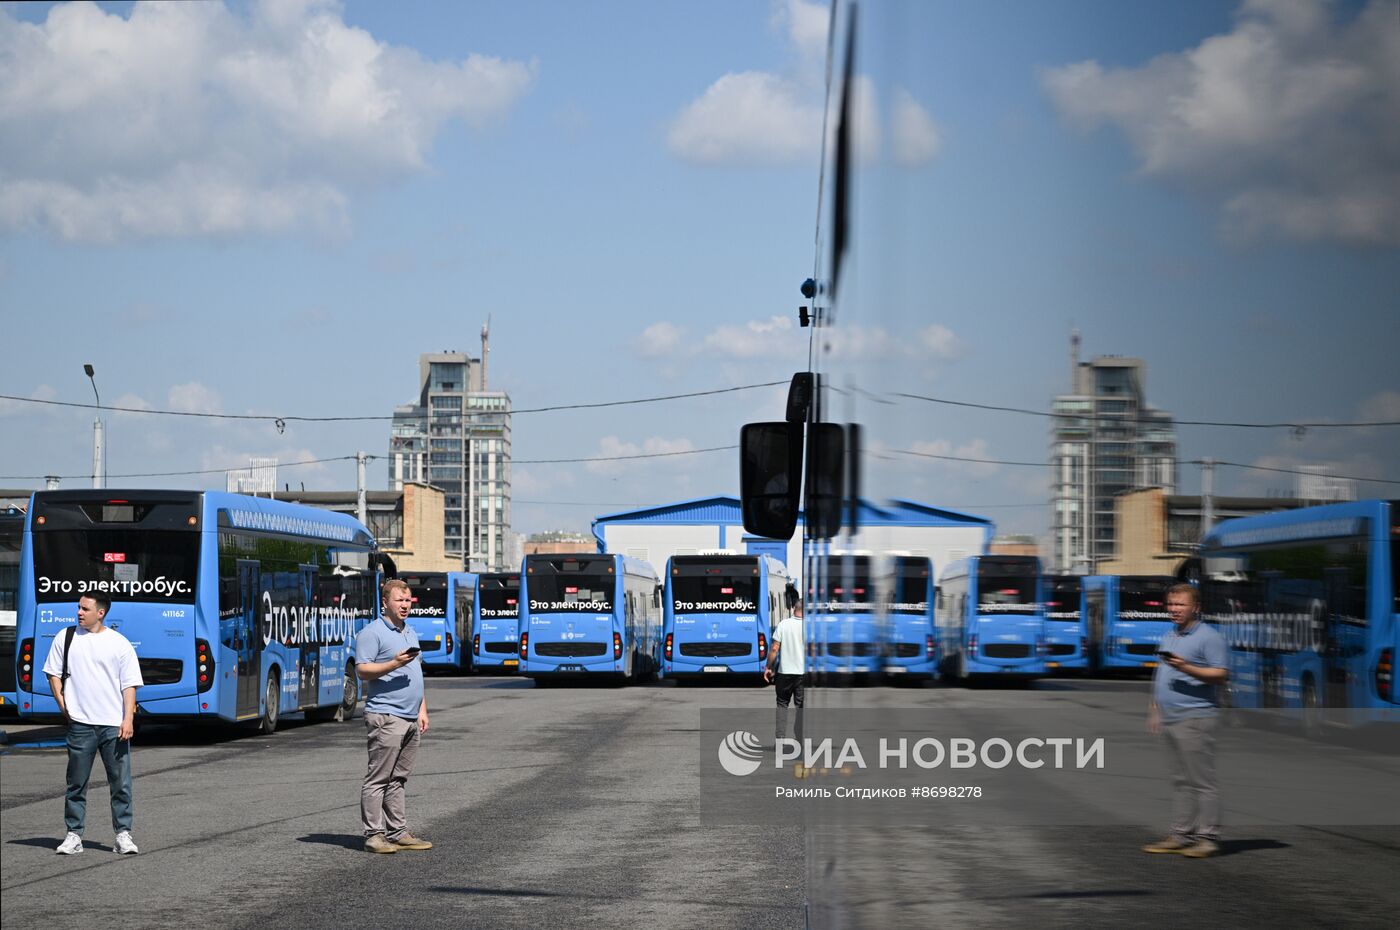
[335,663,358,722]
[258,671,280,735]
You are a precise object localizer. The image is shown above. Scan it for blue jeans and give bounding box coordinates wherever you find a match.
[64,722,134,835]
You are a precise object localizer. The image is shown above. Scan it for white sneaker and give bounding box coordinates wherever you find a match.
[56,832,83,855]
[114,831,139,855]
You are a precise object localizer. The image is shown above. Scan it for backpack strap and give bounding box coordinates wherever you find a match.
[60,625,77,683]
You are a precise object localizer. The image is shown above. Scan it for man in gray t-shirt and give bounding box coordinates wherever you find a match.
[354,579,431,854]
[1143,583,1228,859]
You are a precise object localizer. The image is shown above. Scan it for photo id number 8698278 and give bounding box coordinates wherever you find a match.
[912,786,982,799]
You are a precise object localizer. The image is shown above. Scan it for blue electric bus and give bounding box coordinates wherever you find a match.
[0,509,22,712]
[936,555,1047,681]
[1043,574,1087,672]
[16,489,379,731]
[807,553,881,677]
[1082,575,1174,673]
[881,555,938,679]
[399,571,475,672]
[660,553,788,680]
[518,553,660,682]
[472,571,520,673]
[1195,499,1398,716]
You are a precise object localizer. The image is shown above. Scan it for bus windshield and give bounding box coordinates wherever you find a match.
[814,558,877,612]
[670,569,758,613]
[479,581,519,618]
[890,567,931,614]
[527,558,614,612]
[1120,578,1171,616]
[405,581,448,618]
[1047,578,1081,619]
[33,529,199,603]
[977,559,1038,614]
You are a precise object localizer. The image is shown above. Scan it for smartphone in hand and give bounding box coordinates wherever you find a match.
[402,646,421,658]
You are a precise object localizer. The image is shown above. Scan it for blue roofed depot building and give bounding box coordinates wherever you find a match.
[590,496,993,583]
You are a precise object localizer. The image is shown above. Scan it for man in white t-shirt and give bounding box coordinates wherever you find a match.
[764,584,806,745]
[42,593,144,856]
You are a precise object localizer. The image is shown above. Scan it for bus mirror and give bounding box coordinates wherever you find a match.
[805,422,845,540]
[740,422,803,540]
[374,552,398,577]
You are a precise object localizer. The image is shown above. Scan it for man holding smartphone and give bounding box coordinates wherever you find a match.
[355,578,432,854]
[1143,583,1228,859]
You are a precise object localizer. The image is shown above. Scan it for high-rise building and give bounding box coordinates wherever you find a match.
[1050,331,1177,574]
[388,326,512,571]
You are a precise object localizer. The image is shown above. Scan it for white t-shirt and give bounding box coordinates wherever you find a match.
[42,626,144,727]
[772,616,806,676]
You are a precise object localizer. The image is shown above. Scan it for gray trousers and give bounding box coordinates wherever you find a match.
[362,712,420,839]
[1163,715,1219,841]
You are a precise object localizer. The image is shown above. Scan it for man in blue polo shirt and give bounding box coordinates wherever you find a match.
[355,578,432,854]
[1143,582,1228,859]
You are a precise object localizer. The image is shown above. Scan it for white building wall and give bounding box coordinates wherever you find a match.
[598,524,721,573]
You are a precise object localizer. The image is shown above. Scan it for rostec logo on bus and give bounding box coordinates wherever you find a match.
[261,591,356,647]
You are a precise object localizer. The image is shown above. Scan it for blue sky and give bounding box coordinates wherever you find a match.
[1,0,1396,541]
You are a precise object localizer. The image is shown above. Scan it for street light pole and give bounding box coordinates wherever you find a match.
[84,364,104,489]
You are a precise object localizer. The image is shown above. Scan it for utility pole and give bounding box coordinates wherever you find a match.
[84,364,104,489]
[1200,458,1216,539]
[356,451,367,527]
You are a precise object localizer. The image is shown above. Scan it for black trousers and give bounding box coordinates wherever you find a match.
[774,673,806,744]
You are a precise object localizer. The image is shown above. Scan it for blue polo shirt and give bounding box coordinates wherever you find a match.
[1153,620,1229,723]
[355,617,423,718]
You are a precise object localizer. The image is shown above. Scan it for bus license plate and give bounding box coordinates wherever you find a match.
[558,664,585,672]
[702,665,729,673]
[502,659,518,667]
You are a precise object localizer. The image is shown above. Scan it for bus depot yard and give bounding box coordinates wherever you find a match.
[3,495,1399,927]
[3,674,1398,930]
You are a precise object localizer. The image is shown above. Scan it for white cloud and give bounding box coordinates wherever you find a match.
[636,322,685,358]
[918,324,963,360]
[109,392,152,420]
[167,381,223,415]
[201,444,329,481]
[667,72,822,165]
[585,435,698,476]
[1041,0,1400,246]
[892,88,942,167]
[908,438,1001,478]
[822,323,896,360]
[1357,390,1400,424]
[771,0,829,62]
[0,384,57,417]
[702,315,803,358]
[0,0,535,242]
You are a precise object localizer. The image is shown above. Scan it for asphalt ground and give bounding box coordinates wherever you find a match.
[3,675,1397,929]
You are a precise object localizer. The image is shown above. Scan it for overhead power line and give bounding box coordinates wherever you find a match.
[0,381,787,425]
[1193,460,1400,486]
[513,445,736,465]
[0,456,359,482]
[892,392,1400,430]
[888,448,1049,468]
[0,443,741,482]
